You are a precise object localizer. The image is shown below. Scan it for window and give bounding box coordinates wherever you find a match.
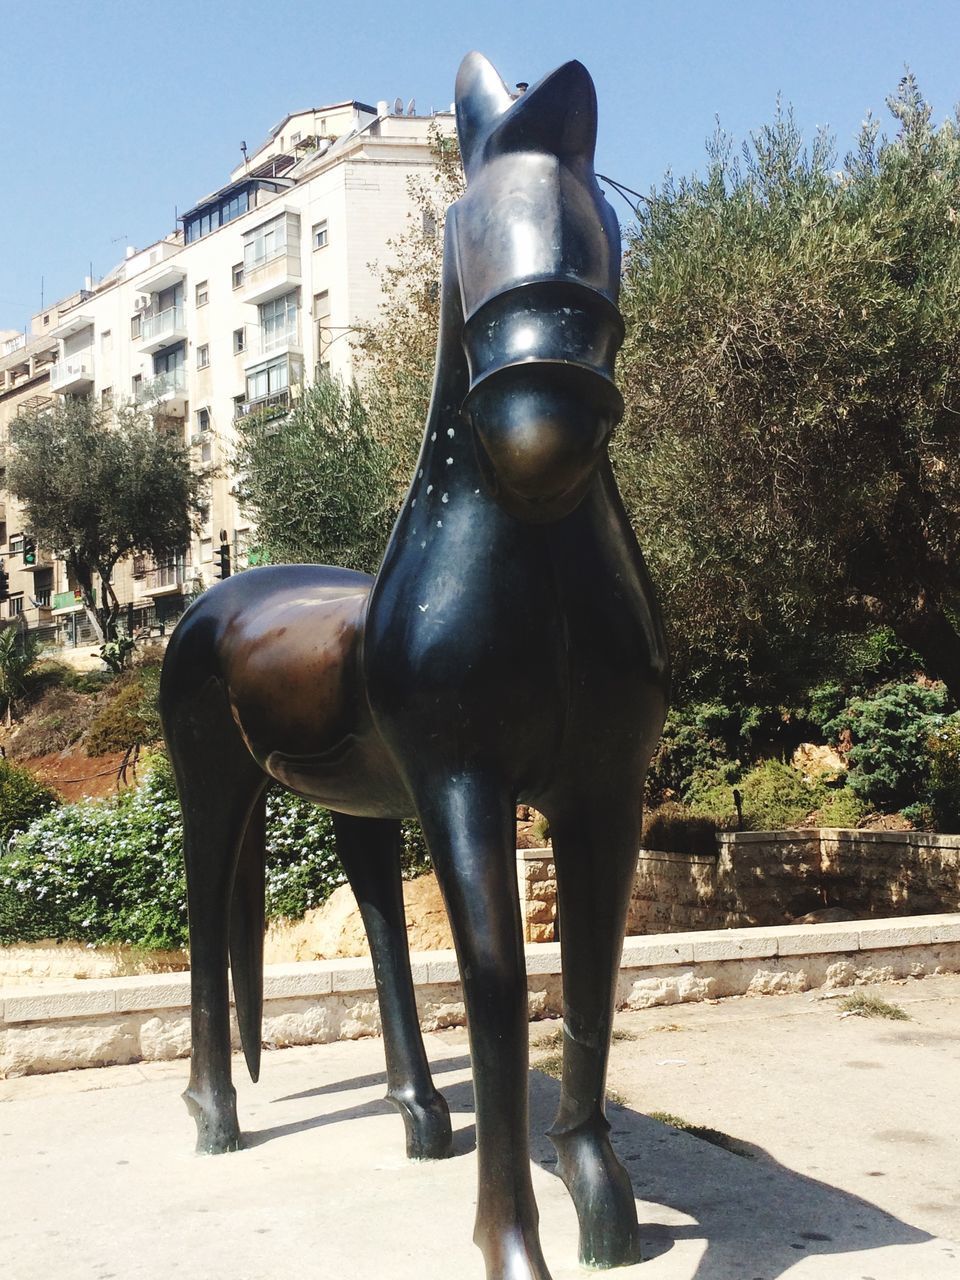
[259,291,299,353]
[131,373,143,398]
[246,357,289,403]
[314,290,330,363]
[232,263,244,290]
[197,343,210,369]
[9,534,24,555]
[195,281,209,308]
[130,313,142,339]
[244,213,288,270]
[101,387,113,408]
[291,131,301,145]
[200,438,214,464]
[43,314,50,326]
[196,407,211,432]
[312,219,328,250]
[8,595,23,618]
[233,327,246,354]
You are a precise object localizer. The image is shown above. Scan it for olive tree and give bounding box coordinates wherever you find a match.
[8,397,204,642]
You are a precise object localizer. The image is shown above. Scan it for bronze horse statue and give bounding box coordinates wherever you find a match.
[160,52,668,1280]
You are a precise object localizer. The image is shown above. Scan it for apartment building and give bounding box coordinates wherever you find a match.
[0,97,453,645]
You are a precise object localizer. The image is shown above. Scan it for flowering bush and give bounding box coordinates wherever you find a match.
[0,758,431,948]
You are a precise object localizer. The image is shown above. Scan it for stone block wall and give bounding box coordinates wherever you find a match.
[516,831,960,940]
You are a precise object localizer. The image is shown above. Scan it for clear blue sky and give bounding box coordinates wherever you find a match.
[3,0,960,332]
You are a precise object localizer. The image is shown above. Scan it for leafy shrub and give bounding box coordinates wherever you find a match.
[646,703,739,805]
[642,803,721,856]
[810,787,866,828]
[0,759,59,845]
[0,757,431,947]
[824,682,952,811]
[692,759,825,830]
[84,677,161,755]
[927,717,960,832]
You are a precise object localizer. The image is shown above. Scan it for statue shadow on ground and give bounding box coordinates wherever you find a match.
[246,1057,933,1278]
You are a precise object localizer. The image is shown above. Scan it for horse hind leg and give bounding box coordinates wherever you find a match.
[163,678,265,1154]
[331,812,452,1160]
[545,793,644,1269]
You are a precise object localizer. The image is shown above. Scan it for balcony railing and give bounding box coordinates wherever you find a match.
[53,589,83,611]
[137,368,187,404]
[234,388,291,421]
[259,323,300,356]
[140,304,186,350]
[49,353,94,392]
[34,588,52,609]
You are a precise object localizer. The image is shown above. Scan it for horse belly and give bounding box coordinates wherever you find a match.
[222,591,409,817]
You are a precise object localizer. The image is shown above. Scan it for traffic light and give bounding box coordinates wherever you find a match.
[22,539,36,566]
[0,559,8,602]
[214,530,231,580]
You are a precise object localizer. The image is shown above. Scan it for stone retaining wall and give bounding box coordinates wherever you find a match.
[518,831,960,941]
[3,914,959,1077]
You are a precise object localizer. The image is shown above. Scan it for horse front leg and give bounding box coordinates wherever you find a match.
[545,793,643,1269]
[331,812,452,1160]
[415,774,551,1280]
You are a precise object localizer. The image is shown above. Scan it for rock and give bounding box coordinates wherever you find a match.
[790,907,859,925]
[265,873,453,962]
[792,742,846,783]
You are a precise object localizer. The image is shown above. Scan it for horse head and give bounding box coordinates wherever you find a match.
[450,53,625,522]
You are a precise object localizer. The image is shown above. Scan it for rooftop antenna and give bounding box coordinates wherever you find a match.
[40,274,44,310]
[240,140,248,162]
[406,98,415,116]
[393,96,403,115]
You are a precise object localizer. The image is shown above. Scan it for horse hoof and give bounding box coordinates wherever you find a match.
[549,1125,642,1268]
[390,1089,454,1160]
[183,1086,242,1155]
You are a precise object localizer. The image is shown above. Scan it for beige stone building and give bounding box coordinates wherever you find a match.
[0,98,453,648]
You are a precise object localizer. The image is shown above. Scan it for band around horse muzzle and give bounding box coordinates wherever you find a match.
[461,280,626,424]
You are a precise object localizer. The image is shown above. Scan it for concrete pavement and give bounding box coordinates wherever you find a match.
[2,974,960,1279]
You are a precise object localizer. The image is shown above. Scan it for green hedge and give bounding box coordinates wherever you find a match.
[0,758,59,845]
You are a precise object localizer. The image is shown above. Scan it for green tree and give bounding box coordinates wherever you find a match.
[232,376,397,572]
[354,123,465,482]
[8,398,204,643]
[617,77,960,702]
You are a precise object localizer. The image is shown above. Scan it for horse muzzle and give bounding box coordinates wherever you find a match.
[461,283,625,522]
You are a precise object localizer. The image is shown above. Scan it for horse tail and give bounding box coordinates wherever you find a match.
[229,788,267,1083]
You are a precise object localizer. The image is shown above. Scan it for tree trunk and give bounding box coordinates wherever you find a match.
[890,599,960,705]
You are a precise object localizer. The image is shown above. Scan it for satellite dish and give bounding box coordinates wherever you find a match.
[406,98,416,116]
[394,97,403,115]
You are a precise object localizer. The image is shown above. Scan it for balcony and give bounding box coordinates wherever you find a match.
[140,368,187,412]
[134,560,190,599]
[140,304,187,353]
[234,388,291,422]
[241,250,301,305]
[49,352,95,393]
[243,324,302,366]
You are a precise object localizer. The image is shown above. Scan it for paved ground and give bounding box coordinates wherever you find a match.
[2,973,960,1279]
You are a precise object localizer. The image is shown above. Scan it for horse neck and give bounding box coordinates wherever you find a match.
[378,241,493,565]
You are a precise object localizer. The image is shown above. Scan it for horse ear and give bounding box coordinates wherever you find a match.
[496,60,598,165]
[456,52,513,180]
